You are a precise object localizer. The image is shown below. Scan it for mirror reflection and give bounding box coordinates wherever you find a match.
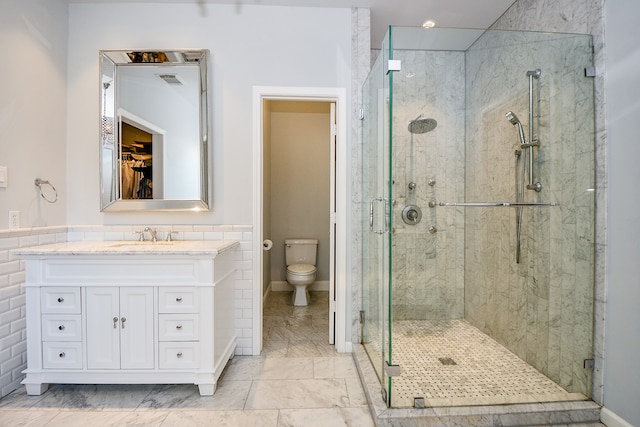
[100,49,209,211]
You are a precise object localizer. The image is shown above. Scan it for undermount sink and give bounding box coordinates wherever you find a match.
[106,241,176,248]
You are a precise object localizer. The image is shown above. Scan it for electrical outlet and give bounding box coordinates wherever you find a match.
[9,211,20,230]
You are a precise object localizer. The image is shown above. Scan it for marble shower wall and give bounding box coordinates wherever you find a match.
[390,50,466,320]
[464,31,595,396]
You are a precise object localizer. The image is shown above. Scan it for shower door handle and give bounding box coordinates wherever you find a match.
[369,197,389,235]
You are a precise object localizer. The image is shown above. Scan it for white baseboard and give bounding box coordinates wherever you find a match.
[601,406,634,427]
[270,280,329,292]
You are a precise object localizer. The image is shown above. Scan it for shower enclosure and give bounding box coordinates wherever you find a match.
[361,27,595,408]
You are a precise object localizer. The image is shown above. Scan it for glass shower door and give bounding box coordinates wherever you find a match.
[361,30,393,405]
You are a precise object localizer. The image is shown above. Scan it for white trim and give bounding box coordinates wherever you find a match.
[600,407,633,427]
[252,86,348,355]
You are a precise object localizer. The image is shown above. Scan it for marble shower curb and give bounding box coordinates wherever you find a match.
[352,344,602,426]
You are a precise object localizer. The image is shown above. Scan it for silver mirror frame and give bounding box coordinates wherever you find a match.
[99,49,210,212]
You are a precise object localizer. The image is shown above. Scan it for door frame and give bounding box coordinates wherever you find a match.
[252,86,348,354]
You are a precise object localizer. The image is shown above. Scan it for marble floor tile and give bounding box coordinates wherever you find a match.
[0,410,60,426]
[136,381,251,410]
[245,378,350,410]
[31,384,155,410]
[219,355,268,380]
[313,356,359,379]
[49,410,170,426]
[345,377,369,407]
[257,357,315,380]
[0,387,47,409]
[261,339,289,358]
[160,410,279,427]
[277,407,375,427]
[286,340,338,357]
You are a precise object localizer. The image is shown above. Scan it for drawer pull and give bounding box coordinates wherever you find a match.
[113,317,119,328]
[176,297,183,302]
[59,352,66,358]
[176,352,183,358]
[176,324,183,330]
[57,297,64,303]
[58,325,65,331]
[121,317,127,329]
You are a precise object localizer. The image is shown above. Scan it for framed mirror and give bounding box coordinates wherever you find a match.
[99,49,209,211]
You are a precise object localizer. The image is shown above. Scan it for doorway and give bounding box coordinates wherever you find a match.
[252,86,348,355]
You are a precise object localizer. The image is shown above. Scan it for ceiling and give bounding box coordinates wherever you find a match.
[67,0,517,47]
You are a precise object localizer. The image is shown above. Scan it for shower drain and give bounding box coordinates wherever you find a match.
[438,357,457,366]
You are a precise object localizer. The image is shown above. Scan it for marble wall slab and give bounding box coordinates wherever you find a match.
[389,50,466,321]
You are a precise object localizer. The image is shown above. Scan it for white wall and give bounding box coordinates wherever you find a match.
[67,3,351,226]
[603,0,640,425]
[0,0,68,229]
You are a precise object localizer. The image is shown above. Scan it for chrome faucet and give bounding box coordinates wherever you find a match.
[144,227,158,242]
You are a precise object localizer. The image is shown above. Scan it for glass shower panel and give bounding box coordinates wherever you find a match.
[361,30,393,404]
[464,30,596,398]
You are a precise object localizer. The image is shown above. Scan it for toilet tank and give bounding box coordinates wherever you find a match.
[285,238,318,265]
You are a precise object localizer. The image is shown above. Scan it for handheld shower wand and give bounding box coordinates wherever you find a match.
[505,111,526,147]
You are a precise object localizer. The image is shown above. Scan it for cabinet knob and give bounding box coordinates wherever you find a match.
[58,325,65,331]
[59,352,66,358]
[176,324,183,330]
[176,297,183,302]
[113,317,119,328]
[121,317,127,328]
[57,297,64,303]
[176,352,183,358]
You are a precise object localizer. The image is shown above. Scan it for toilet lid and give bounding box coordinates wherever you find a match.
[287,264,317,275]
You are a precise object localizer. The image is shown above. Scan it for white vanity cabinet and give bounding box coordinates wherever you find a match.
[86,287,155,370]
[17,240,238,397]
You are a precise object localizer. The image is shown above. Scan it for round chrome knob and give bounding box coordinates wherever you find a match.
[401,205,422,225]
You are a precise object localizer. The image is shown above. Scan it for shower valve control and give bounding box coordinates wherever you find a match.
[402,205,422,225]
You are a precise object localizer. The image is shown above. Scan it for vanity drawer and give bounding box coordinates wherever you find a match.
[42,315,82,341]
[159,314,199,341]
[158,287,199,313]
[42,342,83,369]
[41,287,81,314]
[159,342,199,369]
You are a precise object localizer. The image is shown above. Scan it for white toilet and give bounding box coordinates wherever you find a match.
[285,238,318,306]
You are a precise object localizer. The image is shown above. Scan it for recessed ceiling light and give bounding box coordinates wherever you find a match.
[422,20,436,28]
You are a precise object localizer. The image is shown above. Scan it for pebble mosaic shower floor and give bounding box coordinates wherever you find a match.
[367,319,587,408]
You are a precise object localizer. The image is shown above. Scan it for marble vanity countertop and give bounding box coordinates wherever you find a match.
[14,240,239,257]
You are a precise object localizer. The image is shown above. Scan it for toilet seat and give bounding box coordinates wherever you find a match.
[287,264,317,275]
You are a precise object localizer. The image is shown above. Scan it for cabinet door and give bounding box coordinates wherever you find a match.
[119,287,154,369]
[86,287,120,369]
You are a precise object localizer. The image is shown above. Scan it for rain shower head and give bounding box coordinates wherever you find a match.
[506,111,526,146]
[408,116,437,134]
